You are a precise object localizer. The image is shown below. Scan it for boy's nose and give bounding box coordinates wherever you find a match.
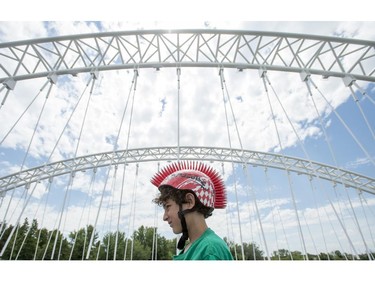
[162,210,168,221]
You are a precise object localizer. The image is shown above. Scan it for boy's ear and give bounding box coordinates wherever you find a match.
[185,192,196,207]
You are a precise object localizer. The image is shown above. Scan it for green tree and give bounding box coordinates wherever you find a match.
[130,225,155,260]
[154,236,176,260]
[318,252,333,260]
[0,221,12,259]
[33,227,50,260]
[37,229,70,260]
[0,223,14,259]
[333,250,345,260]
[228,240,264,260]
[11,218,30,259]
[15,218,39,260]
[271,248,293,260]
[68,225,99,260]
[0,218,33,260]
[290,250,304,260]
[131,239,152,260]
[122,226,176,260]
[2,217,374,261]
[358,252,375,260]
[97,231,127,260]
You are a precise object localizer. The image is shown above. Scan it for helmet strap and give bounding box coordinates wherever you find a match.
[177,207,196,250]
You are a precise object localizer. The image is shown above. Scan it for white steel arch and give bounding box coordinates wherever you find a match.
[1,29,375,87]
[0,146,374,195]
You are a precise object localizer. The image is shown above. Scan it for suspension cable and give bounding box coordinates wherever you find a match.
[82,168,97,260]
[0,78,55,258]
[44,73,94,164]
[86,69,138,260]
[264,167,294,260]
[33,178,53,260]
[348,86,375,140]
[263,167,282,260]
[261,70,309,260]
[0,89,11,110]
[0,181,38,258]
[124,164,139,260]
[247,163,270,260]
[119,69,138,260]
[323,184,359,259]
[11,83,54,258]
[103,165,118,260]
[304,77,352,250]
[358,191,375,254]
[0,84,6,95]
[351,80,375,106]
[21,82,54,171]
[308,78,375,167]
[114,163,126,260]
[130,164,139,260]
[15,183,46,260]
[307,177,331,260]
[301,202,321,260]
[8,190,28,259]
[40,199,60,260]
[221,163,238,260]
[177,67,181,162]
[151,162,161,260]
[0,80,49,146]
[68,168,97,260]
[321,189,350,260]
[305,76,374,259]
[242,164,258,260]
[51,73,98,260]
[0,79,51,239]
[219,68,245,260]
[344,185,373,260]
[243,162,270,260]
[66,73,97,259]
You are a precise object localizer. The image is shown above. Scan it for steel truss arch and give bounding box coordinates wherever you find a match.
[1,29,375,86]
[1,146,374,195]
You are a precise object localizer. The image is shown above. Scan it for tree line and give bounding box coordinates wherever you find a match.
[0,218,373,260]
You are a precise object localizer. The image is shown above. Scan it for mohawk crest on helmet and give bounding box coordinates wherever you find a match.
[151,161,227,209]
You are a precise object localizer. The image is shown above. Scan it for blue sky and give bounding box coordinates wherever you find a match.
[0,20,374,269]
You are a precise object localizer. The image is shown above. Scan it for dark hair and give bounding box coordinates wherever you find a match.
[153,185,213,218]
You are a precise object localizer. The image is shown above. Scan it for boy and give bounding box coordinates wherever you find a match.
[151,161,233,260]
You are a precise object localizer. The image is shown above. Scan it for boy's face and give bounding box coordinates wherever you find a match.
[162,199,182,234]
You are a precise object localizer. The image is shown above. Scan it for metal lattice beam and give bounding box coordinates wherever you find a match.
[1,146,374,195]
[1,29,375,85]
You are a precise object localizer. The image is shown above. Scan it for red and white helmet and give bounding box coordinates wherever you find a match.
[151,161,227,209]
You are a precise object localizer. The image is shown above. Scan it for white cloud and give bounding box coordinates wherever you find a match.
[345,156,373,169]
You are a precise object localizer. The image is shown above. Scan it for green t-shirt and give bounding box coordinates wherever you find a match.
[173,228,234,260]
